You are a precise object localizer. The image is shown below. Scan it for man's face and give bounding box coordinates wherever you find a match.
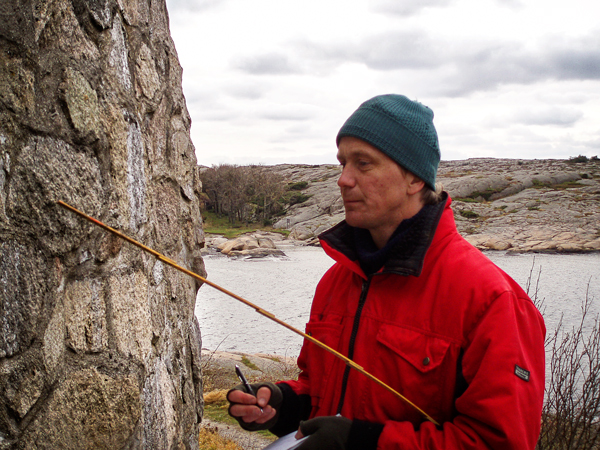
[337,137,419,239]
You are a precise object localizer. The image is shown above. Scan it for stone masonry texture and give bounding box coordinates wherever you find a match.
[0,1,206,448]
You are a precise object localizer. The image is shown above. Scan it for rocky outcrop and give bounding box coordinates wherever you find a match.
[1,2,204,449]
[272,165,345,239]
[268,159,600,253]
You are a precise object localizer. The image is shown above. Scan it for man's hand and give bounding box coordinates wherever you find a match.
[294,416,352,450]
[227,382,282,431]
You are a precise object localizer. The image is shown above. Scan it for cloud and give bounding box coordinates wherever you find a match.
[513,107,584,127]
[494,0,524,7]
[297,29,600,96]
[444,36,600,95]
[356,33,444,70]
[235,52,302,75]
[225,83,266,100]
[299,31,444,72]
[371,0,455,16]
[546,45,600,80]
[260,111,313,121]
[166,0,226,13]
[260,109,314,121]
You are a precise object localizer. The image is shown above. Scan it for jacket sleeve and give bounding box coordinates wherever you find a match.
[377,291,546,450]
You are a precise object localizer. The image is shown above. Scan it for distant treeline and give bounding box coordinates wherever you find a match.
[199,164,310,226]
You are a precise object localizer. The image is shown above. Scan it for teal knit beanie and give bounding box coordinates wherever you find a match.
[336,94,440,190]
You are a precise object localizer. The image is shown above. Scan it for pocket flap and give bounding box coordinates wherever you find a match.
[376,325,452,373]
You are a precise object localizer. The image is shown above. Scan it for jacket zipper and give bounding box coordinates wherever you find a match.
[336,276,372,415]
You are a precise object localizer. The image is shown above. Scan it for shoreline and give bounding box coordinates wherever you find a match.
[203,232,600,258]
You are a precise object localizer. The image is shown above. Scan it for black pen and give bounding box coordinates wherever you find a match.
[235,365,263,412]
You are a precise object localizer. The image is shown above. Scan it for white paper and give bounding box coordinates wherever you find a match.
[263,431,308,450]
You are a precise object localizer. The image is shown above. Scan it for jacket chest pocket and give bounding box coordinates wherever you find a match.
[368,324,458,423]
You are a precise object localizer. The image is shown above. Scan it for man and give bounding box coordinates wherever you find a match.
[228,94,546,449]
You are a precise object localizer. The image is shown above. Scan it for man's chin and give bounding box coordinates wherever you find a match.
[344,213,365,229]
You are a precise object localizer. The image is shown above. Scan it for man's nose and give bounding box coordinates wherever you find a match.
[337,167,355,188]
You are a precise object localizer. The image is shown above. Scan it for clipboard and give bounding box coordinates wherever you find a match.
[262,431,308,450]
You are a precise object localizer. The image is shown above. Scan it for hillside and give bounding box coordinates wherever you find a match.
[263,158,600,253]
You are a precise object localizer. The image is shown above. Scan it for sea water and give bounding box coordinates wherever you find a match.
[195,248,600,357]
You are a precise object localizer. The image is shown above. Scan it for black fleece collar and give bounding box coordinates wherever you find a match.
[319,192,447,277]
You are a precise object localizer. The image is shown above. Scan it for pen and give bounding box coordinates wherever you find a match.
[235,365,263,412]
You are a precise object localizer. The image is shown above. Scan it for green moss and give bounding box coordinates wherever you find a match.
[287,181,308,191]
[458,187,503,202]
[241,356,261,372]
[280,192,311,206]
[459,210,479,219]
[553,181,582,190]
[531,179,547,188]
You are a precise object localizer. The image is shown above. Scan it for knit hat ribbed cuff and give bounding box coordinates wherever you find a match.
[336,95,440,190]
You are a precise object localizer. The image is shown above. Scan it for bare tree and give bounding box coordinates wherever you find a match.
[200,164,286,226]
[248,165,285,224]
[200,164,249,224]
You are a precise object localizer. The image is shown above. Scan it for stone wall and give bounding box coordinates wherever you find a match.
[0,1,205,448]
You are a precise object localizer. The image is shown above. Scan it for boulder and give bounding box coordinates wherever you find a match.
[218,236,260,254]
[217,234,286,257]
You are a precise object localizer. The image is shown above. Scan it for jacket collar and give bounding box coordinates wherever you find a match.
[319,192,448,278]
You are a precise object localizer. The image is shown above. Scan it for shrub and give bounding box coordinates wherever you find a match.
[471,189,500,201]
[287,193,310,206]
[568,155,589,163]
[287,181,309,191]
[459,210,479,219]
[458,188,503,202]
[530,266,600,450]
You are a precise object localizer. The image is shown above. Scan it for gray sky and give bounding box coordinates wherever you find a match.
[165,0,600,166]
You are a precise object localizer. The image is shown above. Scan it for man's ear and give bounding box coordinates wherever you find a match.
[406,174,426,195]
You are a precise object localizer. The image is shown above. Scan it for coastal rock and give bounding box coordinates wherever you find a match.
[218,236,260,254]
[0,2,204,449]
[215,233,286,258]
[265,158,600,253]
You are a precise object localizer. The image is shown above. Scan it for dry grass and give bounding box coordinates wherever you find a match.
[205,389,229,405]
[199,426,244,450]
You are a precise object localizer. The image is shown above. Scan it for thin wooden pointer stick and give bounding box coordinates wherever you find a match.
[56,200,439,426]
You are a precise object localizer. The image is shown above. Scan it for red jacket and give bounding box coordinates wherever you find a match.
[283,196,546,449]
